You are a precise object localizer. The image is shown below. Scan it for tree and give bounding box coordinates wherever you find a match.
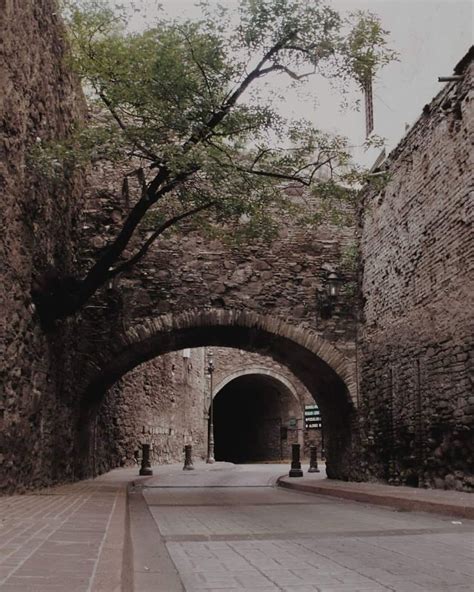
[32,0,396,326]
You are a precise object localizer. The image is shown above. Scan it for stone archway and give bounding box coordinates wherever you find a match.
[213,366,303,404]
[79,308,357,479]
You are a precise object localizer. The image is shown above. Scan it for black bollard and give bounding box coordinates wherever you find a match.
[289,443,303,477]
[183,444,195,471]
[139,443,153,476]
[308,445,320,473]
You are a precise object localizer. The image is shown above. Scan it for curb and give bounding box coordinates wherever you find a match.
[126,482,184,592]
[278,478,474,520]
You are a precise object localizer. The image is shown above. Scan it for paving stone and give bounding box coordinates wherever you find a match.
[145,465,474,592]
[0,468,137,591]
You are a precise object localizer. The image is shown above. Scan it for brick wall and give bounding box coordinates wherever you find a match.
[358,50,473,490]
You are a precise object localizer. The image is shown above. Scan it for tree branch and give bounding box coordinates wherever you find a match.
[75,165,199,308]
[233,166,311,185]
[205,139,317,186]
[107,201,216,277]
[97,89,162,164]
[178,26,215,106]
[182,30,298,151]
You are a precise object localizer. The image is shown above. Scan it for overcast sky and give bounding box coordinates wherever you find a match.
[118,0,473,165]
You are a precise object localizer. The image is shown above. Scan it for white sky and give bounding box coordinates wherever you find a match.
[117,0,473,166]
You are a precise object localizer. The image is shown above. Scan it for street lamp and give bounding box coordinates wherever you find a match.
[206,350,215,464]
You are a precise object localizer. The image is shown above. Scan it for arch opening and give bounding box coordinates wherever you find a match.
[213,373,302,463]
[79,309,357,480]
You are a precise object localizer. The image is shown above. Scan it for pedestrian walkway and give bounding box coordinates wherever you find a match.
[0,468,138,592]
[279,472,474,519]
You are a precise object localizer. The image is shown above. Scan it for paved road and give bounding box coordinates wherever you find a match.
[137,463,474,592]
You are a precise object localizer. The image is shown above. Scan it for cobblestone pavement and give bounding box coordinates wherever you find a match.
[142,464,474,592]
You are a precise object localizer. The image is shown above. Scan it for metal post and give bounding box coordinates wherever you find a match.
[308,445,320,473]
[183,444,194,470]
[289,443,303,477]
[206,350,215,464]
[139,443,153,476]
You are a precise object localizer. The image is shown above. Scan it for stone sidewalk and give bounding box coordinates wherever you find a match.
[0,467,142,592]
[279,471,474,519]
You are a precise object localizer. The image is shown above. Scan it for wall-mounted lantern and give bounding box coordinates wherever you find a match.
[318,269,343,319]
[207,350,215,376]
[327,271,340,299]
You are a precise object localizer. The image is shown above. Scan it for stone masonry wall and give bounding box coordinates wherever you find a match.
[94,349,207,472]
[0,1,86,492]
[358,51,473,491]
[80,181,358,355]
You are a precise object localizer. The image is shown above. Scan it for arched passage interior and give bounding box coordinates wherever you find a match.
[79,310,356,480]
[213,373,302,463]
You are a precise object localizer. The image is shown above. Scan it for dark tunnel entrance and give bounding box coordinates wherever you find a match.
[213,374,301,463]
